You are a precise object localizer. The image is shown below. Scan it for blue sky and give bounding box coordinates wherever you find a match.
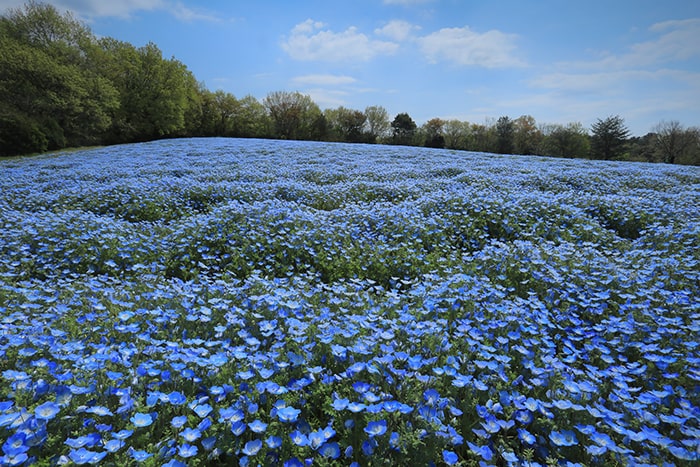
[3,0,699,135]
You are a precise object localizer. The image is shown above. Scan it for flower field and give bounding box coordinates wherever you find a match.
[0,138,698,466]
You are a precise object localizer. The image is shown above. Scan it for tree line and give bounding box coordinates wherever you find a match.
[1,2,698,165]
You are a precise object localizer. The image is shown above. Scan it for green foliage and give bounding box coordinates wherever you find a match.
[391,112,417,145]
[590,115,630,160]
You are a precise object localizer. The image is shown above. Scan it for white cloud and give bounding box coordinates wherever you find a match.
[282,19,399,62]
[375,20,421,41]
[292,74,358,86]
[418,26,524,68]
[305,88,350,108]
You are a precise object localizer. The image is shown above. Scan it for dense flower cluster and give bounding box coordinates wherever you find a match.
[0,138,698,465]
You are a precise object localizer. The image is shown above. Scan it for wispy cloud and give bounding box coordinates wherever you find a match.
[418,26,524,68]
[282,19,399,62]
[375,20,421,41]
[383,0,435,5]
[292,74,358,86]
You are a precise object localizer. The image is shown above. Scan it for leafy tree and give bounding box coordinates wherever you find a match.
[513,115,542,155]
[495,116,514,154]
[652,120,699,165]
[422,118,445,148]
[364,105,390,143]
[391,112,417,145]
[232,95,271,138]
[325,106,367,142]
[540,122,590,158]
[443,119,471,150]
[590,115,630,160]
[0,1,117,154]
[470,122,497,153]
[263,91,325,140]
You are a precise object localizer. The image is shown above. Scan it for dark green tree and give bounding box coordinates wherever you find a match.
[391,112,417,145]
[422,118,445,148]
[495,116,515,154]
[590,115,630,160]
[0,1,118,154]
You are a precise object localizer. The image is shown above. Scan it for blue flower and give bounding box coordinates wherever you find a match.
[181,427,201,442]
[290,430,309,447]
[192,403,213,418]
[128,448,152,462]
[364,420,387,437]
[231,421,247,437]
[34,401,60,420]
[178,443,198,458]
[104,439,124,453]
[319,442,341,459]
[241,439,263,456]
[518,428,536,445]
[2,433,28,456]
[248,419,268,433]
[549,430,578,447]
[68,448,106,465]
[277,406,301,423]
[167,391,187,405]
[130,412,153,428]
[443,450,459,465]
[266,436,282,448]
[171,415,187,428]
[467,441,493,461]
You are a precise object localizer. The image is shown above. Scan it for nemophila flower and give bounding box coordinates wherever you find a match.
[167,391,187,405]
[180,427,201,442]
[85,406,113,417]
[549,430,578,447]
[249,419,267,433]
[128,448,152,462]
[266,436,283,449]
[283,458,304,467]
[162,459,187,467]
[364,420,387,437]
[331,398,349,410]
[443,450,459,465]
[231,421,247,437]
[171,416,187,429]
[69,448,106,465]
[34,401,60,420]
[178,443,198,458]
[242,439,263,456]
[104,439,124,453]
[308,430,325,450]
[3,431,27,451]
[518,428,536,445]
[130,412,153,428]
[192,403,213,418]
[290,430,309,447]
[0,452,28,466]
[319,442,341,459]
[467,441,493,461]
[277,406,301,423]
[112,429,133,440]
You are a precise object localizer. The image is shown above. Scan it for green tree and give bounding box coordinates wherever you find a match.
[540,122,590,158]
[422,118,445,148]
[495,116,514,154]
[364,105,390,143]
[513,115,542,155]
[263,91,325,140]
[325,106,367,142]
[0,1,118,154]
[391,112,417,145]
[590,115,630,160]
[443,119,471,150]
